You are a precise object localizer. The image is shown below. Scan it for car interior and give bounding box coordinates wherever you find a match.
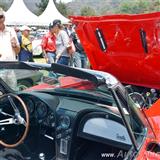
[0,91,131,160]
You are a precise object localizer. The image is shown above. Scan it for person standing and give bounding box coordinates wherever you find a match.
[63,22,82,68]
[18,25,34,62]
[0,8,20,90]
[0,8,20,60]
[51,19,70,65]
[72,33,88,68]
[41,25,56,64]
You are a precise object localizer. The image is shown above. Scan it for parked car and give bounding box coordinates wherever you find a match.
[0,61,160,160]
[71,12,160,107]
[31,33,45,56]
[15,69,43,90]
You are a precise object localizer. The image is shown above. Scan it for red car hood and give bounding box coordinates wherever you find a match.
[71,12,160,89]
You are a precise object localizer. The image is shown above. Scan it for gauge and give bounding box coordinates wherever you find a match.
[24,98,35,114]
[59,115,71,129]
[36,101,48,119]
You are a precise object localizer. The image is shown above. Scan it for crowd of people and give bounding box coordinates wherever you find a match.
[0,7,87,69]
[40,19,87,68]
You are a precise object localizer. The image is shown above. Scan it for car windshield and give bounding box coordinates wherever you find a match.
[0,62,146,148]
[0,68,96,92]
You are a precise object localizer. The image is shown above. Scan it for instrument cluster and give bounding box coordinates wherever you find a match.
[21,96,55,127]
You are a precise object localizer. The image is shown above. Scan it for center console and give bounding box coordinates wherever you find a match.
[55,108,76,160]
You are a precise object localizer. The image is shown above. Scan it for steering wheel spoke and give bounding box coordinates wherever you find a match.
[0,109,14,118]
[0,118,15,126]
[8,95,19,114]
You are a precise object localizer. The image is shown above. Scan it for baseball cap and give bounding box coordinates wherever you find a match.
[63,21,72,25]
[20,25,31,31]
[49,19,61,29]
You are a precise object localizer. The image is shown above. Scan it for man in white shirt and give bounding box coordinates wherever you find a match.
[0,8,20,61]
[0,8,20,90]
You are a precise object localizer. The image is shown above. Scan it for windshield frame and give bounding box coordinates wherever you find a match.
[110,84,147,151]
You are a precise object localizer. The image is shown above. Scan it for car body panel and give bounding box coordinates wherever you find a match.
[31,33,45,56]
[71,12,160,89]
[144,99,160,134]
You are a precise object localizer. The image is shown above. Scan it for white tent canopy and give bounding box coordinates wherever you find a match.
[5,0,39,26]
[37,0,69,26]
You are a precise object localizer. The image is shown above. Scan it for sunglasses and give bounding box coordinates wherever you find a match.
[0,15,4,19]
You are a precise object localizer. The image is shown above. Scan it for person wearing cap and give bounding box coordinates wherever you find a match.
[51,19,70,65]
[41,24,56,64]
[63,21,74,37]
[18,25,34,62]
[0,8,20,60]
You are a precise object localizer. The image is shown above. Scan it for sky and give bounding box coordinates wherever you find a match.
[57,0,72,3]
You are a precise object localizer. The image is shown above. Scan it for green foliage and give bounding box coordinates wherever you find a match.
[36,0,68,17]
[147,0,160,12]
[0,0,159,17]
[55,1,68,17]
[80,6,96,16]
[67,0,160,16]
[116,0,160,14]
[0,5,6,11]
[0,0,12,11]
[36,0,49,15]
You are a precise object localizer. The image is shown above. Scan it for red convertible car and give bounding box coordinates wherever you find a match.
[0,62,160,160]
[71,12,160,107]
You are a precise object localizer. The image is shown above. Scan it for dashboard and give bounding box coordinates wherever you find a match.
[7,91,132,160]
[18,93,59,128]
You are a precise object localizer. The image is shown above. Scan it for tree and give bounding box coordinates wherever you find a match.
[55,1,68,17]
[36,0,49,15]
[147,0,160,12]
[116,0,160,14]
[0,5,6,11]
[0,0,12,11]
[80,6,96,16]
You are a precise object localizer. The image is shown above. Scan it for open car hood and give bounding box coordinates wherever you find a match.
[71,12,160,89]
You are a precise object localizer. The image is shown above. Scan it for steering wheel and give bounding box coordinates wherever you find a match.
[0,93,29,148]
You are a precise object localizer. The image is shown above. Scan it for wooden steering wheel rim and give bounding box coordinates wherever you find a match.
[0,93,29,148]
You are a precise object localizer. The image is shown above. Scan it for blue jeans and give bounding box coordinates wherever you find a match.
[57,56,70,66]
[47,52,56,64]
[70,52,82,68]
[81,54,87,68]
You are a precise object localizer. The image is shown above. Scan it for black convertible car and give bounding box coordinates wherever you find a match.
[0,62,147,160]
